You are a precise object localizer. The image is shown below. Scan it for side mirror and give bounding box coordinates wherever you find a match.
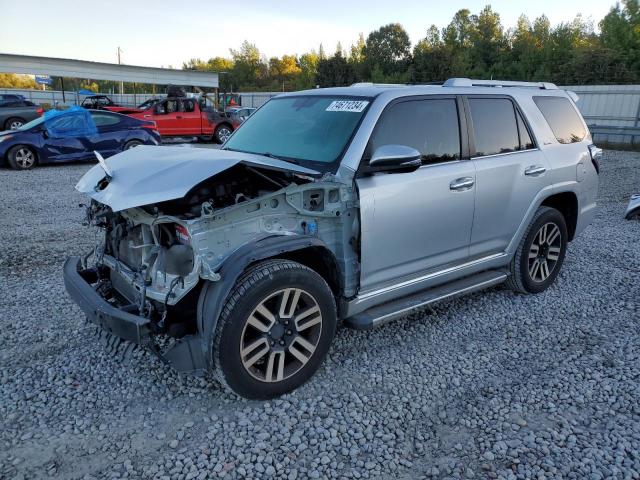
[368,144,422,170]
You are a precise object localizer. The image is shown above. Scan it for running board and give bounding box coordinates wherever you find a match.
[344,270,508,330]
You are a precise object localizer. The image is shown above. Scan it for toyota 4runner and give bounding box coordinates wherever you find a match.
[64,78,600,399]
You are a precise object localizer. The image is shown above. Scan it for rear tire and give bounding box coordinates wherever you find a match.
[212,259,337,399]
[214,124,233,144]
[506,206,568,294]
[4,117,25,130]
[7,145,37,170]
[123,140,143,150]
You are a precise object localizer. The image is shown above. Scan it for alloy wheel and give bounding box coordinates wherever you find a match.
[218,127,232,143]
[10,120,23,129]
[15,148,35,169]
[528,222,562,282]
[240,288,323,383]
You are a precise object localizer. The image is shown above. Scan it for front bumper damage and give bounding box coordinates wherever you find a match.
[63,257,207,372]
[63,257,151,343]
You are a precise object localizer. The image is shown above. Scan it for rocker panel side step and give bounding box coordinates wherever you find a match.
[345,270,508,330]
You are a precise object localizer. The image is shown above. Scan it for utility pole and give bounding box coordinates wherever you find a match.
[117,47,124,96]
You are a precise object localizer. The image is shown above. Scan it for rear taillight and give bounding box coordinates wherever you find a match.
[141,121,158,130]
[588,144,602,175]
[36,108,44,116]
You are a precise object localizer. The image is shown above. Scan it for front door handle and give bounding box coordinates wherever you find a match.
[524,165,546,176]
[449,177,475,191]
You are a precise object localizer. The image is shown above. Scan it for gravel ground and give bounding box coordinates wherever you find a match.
[1,150,639,480]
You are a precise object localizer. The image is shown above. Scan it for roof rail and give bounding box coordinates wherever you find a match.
[350,82,407,88]
[443,78,558,90]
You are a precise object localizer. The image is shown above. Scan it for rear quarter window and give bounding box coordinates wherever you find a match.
[533,96,585,144]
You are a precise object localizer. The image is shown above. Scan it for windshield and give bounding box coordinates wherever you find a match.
[223,96,370,168]
[17,117,45,131]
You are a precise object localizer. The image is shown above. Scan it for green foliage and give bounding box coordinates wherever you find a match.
[0,73,37,89]
[316,51,357,87]
[363,23,412,79]
[176,3,639,92]
[600,0,640,75]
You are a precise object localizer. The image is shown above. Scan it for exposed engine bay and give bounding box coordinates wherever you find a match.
[144,164,301,218]
[82,159,360,339]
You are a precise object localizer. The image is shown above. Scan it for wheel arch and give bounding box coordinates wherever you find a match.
[123,138,144,150]
[215,121,233,131]
[196,235,341,369]
[540,191,578,241]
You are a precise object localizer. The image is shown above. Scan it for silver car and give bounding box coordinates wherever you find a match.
[64,78,600,399]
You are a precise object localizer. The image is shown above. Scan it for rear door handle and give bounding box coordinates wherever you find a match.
[524,165,546,176]
[176,115,183,119]
[449,177,475,191]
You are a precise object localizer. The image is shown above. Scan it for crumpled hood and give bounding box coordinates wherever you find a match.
[76,146,320,212]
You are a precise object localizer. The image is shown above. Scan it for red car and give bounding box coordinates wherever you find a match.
[127,97,237,143]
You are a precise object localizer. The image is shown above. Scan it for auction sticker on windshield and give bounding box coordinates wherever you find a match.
[326,100,369,113]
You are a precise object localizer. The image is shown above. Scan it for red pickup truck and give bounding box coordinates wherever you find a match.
[127,97,237,143]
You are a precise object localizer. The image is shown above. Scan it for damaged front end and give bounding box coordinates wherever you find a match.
[64,146,360,373]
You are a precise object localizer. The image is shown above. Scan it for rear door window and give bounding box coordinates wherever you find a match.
[533,96,585,144]
[90,112,121,127]
[180,99,195,112]
[468,98,520,157]
[369,98,461,165]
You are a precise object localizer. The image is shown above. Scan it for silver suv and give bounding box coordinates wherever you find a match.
[64,78,600,399]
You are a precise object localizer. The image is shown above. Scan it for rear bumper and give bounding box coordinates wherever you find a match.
[63,257,150,344]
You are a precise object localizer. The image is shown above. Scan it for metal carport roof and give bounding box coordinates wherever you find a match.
[0,53,218,88]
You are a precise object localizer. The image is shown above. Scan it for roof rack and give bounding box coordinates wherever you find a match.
[350,82,408,88]
[443,78,558,90]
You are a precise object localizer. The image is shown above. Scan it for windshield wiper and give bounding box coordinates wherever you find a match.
[261,152,300,165]
[224,147,302,165]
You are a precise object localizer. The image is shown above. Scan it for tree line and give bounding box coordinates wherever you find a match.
[183,1,640,91]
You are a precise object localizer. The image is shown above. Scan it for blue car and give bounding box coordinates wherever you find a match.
[0,108,161,170]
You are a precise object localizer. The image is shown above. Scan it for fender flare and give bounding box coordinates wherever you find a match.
[195,234,333,369]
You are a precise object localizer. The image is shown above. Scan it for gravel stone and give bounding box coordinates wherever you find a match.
[1,150,639,479]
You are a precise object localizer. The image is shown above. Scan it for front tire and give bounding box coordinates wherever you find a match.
[506,206,568,294]
[214,124,233,144]
[212,259,337,399]
[7,145,37,170]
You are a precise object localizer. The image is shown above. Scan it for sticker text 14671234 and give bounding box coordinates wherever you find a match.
[325,100,369,113]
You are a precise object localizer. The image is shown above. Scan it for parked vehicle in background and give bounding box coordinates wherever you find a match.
[0,108,160,170]
[64,78,600,399]
[0,93,26,103]
[128,97,235,143]
[0,100,43,130]
[81,95,132,113]
[227,107,256,128]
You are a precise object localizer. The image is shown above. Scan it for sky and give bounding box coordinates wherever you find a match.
[0,0,616,69]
